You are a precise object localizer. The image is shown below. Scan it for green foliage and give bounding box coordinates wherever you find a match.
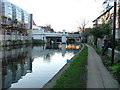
[84,28,92,37]
[90,23,112,39]
[103,59,120,83]
[116,39,120,51]
[101,23,111,35]
[1,16,7,18]
[103,60,112,65]
[32,39,45,45]
[108,63,120,74]
[108,62,120,83]
[52,46,88,88]
[94,47,102,54]
[91,26,104,38]
[13,19,18,24]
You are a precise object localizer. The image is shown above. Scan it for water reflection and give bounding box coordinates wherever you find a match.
[2,44,80,89]
[2,45,32,89]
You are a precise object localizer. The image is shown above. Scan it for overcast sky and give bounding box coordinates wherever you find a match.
[8,0,104,32]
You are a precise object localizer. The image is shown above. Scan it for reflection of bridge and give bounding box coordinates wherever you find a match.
[32,30,80,43]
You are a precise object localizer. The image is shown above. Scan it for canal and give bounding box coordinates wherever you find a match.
[1,44,80,89]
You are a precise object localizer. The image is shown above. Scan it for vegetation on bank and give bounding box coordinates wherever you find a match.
[103,59,120,84]
[0,40,31,47]
[32,39,45,45]
[0,39,45,46]
[92,45,120,84]
[52,45,88,88]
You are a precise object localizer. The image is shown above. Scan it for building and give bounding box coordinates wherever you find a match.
[0,0,31,33]
[40,26,54,32]
[0,0,2,31]
[93,3,120,39]
[0,0,32,44]
[93,6,114,27]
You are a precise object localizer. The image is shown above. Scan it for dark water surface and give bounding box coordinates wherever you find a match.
[1,44,80,89]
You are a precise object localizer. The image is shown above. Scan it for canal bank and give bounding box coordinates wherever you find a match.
[42,44,87,88]
[0,40,32,47]
[0,39,45,47]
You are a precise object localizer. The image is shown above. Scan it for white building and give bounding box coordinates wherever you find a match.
[1,0,12,25]
[32,25,45,40]
[0,0,32,42]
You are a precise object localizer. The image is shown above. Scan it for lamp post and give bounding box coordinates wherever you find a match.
[111,0,117,65]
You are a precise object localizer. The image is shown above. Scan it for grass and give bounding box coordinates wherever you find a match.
[52,45,88,88]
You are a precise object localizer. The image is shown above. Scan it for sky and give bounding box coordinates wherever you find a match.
[8,0,104,32]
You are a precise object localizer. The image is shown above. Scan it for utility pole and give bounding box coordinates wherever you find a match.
[111,0,116,65]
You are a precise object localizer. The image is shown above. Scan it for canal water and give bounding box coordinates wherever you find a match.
[1,44,80,89]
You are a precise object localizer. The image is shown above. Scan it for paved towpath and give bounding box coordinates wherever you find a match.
[87,45,119,89]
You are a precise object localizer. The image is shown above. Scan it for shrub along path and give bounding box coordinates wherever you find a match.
[87,45,119,88]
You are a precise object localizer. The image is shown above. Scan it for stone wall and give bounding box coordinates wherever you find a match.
[107,48,120,63]
[96,38,120,62]
[0,34,32,46]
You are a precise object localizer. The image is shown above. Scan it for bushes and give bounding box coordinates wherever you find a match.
[1,40,31,46]
[32,39,45,45]
[116,39,120,51]
[94,45,120,84]
[104,60,120,83]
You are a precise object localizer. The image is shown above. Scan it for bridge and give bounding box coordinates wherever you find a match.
[32,30,81,44]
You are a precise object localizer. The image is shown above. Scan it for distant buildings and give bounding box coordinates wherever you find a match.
[40,26,54,32]
[32,24,55,41]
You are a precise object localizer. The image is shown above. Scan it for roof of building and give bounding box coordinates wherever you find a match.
[93,6,114,22]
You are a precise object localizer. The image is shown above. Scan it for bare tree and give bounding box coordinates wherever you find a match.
[77,19,89,43]
[45,24,51,28]
[102,0,114,12]
[77,19,89,32]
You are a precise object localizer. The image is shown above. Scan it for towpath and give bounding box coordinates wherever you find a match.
[87,45,119,89]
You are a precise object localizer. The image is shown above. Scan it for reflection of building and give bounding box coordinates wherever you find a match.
[62,44,66,56]
[2,46,32,89]
[2,68,12,89]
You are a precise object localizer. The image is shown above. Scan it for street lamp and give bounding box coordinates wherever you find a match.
[111,0,117,65]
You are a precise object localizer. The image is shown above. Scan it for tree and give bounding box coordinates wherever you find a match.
[78,19,89,32]
[77,19,89,43]
[12,19,19,39]
[102,0,113,12]
[90,22,112,45]
[101,22,112,39]
[1,16,7,24]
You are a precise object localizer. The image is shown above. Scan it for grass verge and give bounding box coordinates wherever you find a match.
[52,45,88,88]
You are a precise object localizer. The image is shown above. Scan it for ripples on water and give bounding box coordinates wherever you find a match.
[1,44,80,89]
